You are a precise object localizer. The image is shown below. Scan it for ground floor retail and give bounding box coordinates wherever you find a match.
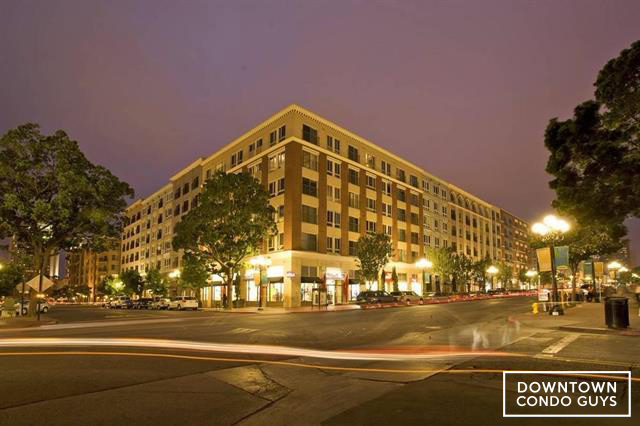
[196,250,451,309]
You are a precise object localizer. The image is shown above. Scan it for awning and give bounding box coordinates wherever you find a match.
[348,279,360,285]
[268,277,284,283]
[300,276,323,284]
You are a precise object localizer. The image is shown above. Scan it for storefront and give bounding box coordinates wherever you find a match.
[267,277,284,305]
[348,279,361,301]
[300,276,322,306]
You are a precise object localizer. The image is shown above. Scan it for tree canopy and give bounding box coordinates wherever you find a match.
[545,40,640,226]
[0,263,24,297]
[180,253,210,302]
[354,232,392,287]
[145,267,168,296]
[426,247,455,291]
[121,269,144,297]
[0,124,133,281]
[172,171,276,309]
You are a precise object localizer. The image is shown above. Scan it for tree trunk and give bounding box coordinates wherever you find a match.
[225,276,233,310]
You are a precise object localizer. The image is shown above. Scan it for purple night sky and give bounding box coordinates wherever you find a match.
[1,1,639,264]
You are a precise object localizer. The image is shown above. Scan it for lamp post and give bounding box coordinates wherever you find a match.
[531,214,570,315]
[525,270,538,290]
[416,258,433,295]
[249,256,271,311]
[486,265,498,291]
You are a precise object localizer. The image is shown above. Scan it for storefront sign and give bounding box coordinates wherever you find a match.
[286,271,296,278]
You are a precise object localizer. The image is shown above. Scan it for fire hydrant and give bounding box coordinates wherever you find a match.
[532,303,539,314]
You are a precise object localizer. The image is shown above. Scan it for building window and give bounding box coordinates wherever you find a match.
[302,178,318,197]
[348,192,359,208]
[397,208,406,222]
[366,198,376,212]
[302,125,318,144]
[301,233,317,251]
[327,158,341,177]
[268,152,285,171]
[327,136,340,153]
[411,232,419,244]
[410,212,419,225]
[269,178,285,197]
[383,224,392,235]
[382,181,392,196]
[397,188,406,202]
[381,160,391,176]
[382,202,392,217]
[348,145,359,162]
[366,175,376,189]
[278,125,286,141]
[348,217,359,232]
[348,240,357,256]
[302,150,318,171]
[302,205,318,224]
[399,229,406,242]
[327,211,341,228]
[396,169,406,182]
[348,168,359,185]
[365,153,376,169]
[410,193,419,206]
[366,220,376,233]
[410,175,418,188]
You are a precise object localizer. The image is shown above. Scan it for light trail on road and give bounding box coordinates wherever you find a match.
[0,337,521,361]
[0,351,637,382]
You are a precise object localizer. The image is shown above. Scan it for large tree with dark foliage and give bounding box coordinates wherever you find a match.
[173,171,276,310]
[545,40,640,225]
[0,124,133,308]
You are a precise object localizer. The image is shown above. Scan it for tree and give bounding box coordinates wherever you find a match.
[391,266,399,292]
[426,247,455,293]
[0,263,24,297]
[545,41,640,226]
[0,124,133,314]
[145,267,168,296]
[98,275,124,296]
[180,253,210,303]
[121,269,144,297]
[354,232,392,290]
[172,171,276,310]
[471,255,491,292]
[497,261,514,289]
[451,253,474,293]
[517,269,528,289]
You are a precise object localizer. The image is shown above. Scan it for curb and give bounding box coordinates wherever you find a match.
[558,325,640,337]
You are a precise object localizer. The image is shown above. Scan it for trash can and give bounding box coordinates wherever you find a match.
[604,297,630,329]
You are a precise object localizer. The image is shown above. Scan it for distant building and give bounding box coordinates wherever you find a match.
[500,209,532,273]
[66,244,121,300]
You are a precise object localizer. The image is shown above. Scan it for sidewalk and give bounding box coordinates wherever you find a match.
[520,300,640,336]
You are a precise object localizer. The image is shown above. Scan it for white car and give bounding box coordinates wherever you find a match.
[109,296,131,309]
[169,296,198,310]
[151,297,170,310]
[15,300,49,315]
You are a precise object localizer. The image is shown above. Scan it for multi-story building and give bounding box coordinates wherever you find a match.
[120,104,530,308]
[500,209,532,273]
[67,245,121,300]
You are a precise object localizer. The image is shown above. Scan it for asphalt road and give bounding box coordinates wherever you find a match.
[0,298,637,425]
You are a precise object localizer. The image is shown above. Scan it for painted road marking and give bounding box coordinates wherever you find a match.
[540,334,580,355]
[229,328,259,334]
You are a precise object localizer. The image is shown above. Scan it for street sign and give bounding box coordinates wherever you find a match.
[538,290,549,301]
[21,275,54,292]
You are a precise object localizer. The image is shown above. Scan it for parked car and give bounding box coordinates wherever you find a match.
[14,300,49,315]
[109,296,131,309]
[132,298,153,309]
[355,291,396,305]
[150,297,170,310]
[390,291,424,305]
[169,296,198,310]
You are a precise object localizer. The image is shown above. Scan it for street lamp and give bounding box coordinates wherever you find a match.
[531,214,570,315]
[486,265,498,291]
[416,258,433,294]
[249,256,271,310]
[607,261,623,285]
[525,270,538,290]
